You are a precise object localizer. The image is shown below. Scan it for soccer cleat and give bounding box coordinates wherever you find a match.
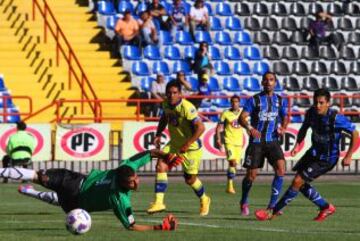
[147,202,166,214]
[199,196,211,216]
[226,186,236,194]
[313,204,336,222]
[240,204,250,216]
[267,207,283,216]
[18,184,34,194]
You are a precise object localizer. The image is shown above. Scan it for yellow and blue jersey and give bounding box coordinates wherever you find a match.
[219,109,243,146]
[161,98,202,150]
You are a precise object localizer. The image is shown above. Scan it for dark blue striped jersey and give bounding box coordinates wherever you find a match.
[243,92,287,143]
[302,107,356,164]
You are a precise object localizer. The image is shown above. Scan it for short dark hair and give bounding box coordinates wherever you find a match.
[230,95,240,102]
[262,71,277,82]
[117,165,135,189]
[16,121,26,131]
[166,80,182,93]
[124,9,131,15]
[314,88,331,102]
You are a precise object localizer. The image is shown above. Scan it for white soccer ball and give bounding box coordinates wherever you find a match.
[65,209,92,235]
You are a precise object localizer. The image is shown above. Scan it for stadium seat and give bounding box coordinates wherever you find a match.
[273,61,291,75]
[214,61,232,75]
[311,61,329,75]
[233,31,252,45]
[243,77,261,92]
[272,31,291,45]
[303,76,321,91]
[330,62,347,75]
[290,31,308,45]
[212,93,231,108]
[0,93,15,108]
[172,61,192,75]
[282,46,300,60]
[348,2,360,16]
[0,74,6,91]
[290,3,306,16]
[263,46,280,60]
[153,61,171,75]
[341,77,359,91]
[235,3,251,16]
[210,16,223,31]
[164,46,182,60]
[223,77,241,92]
[209,46,222,60]
[281,17,298,31]
[204,2,214,16]
[161,1,173,14]
[216,2,232,16]
[160,31,173,45]
[214,31,232,45]
[183,1,192,14]
[292,61,310,76]
[283,77,301,91]
[253,2,269,16]
[234,61,251,75]
[274,79,283,92]
[300,17,314,30]
[339,47,357,60]
[97,1,116,15]
[135,1,148,16]
[144,45,162,60]
[319,46,337,60]
[254,32,271,45]
[244,17,261,31]
[176,31,193,45]
[294,93,311,108]
[262,17,280,31]
[117,1,134,14]
[322,76,341,91]
[122,45,142,60]
[271,2,287,16]
[350,62,360,75]
[327,3,344,16]
[6,108,21,123]
[253,61,269,75]
[244,47,261,60]
[225,17,242,31]
[184,46,196,59]
[224,46,242,60]
[208,77,221,92]
[132,61,150,76]
[333,93,352,108]
[290,108,304,123]
[309,2,324,15]
[188,77,199,91]
[348,32,360,45]
[195,31,212,44]
[140,77,155,92]
[105,14,119,31]
[352,93,360,107]
[301,47,320,60]
[338,17,354,31]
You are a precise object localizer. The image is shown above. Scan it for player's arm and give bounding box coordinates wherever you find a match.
[239,110,261,139]
[129,214,178,231]
[180,118,205,153]
[215,121,224,150]
[154,113,168,148]
[342,129,359,166]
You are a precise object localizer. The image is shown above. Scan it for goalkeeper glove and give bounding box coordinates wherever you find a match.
[160,214,178,231]
[165,153,185,170]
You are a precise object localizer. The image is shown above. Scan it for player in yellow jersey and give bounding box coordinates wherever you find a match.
[147,80,211,216]
[216,95,244,194]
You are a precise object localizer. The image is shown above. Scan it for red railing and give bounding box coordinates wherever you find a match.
[30,0,100,117]
[0,96,32,123]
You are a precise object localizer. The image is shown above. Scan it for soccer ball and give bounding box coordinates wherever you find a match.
[65,209,92,235]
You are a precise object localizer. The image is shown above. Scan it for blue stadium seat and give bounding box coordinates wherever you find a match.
[153,61,171,75]
[176,31,193,45]
[243,77,261,91]
[97,1,116,15]
[159,31,173,45]
[183,1,191,14]
[208,77,221,92]
[132,61,150,76]
[0,74,7,91]
[210,16,223,31]
[274,79,284,92]
[234,31,252,45]
[140,77,155,92]
[164,46,182,60]
[122,45,142,60]
[214,31,232,45]
[209,46,222,60]
[173,61,192,75]
[0,93,15,108]
[135,1,148,16]
[244,47,262,60]
[184,46,196,59]
[205,2,214,16]
[105,15,119,30]
[253,61,269,75]
[117,1,134,14]
[223,77,241,92]
[213,93,231,108]
[216,2,232,16]
[224,46,242,60]
[234,62,251,75]
[290,108,303,123]
[144,45,162,60]
[225,17,242,31]
[208,112,220,122]
[188,77,199,91]
[161,1,173,14]
[195,31,212,44]
[214,61,232,76]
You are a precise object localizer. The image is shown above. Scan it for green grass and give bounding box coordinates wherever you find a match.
[1,180,360,241]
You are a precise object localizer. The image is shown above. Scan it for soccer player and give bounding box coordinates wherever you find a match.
[255,88,359,222]
[238,72,289,216]
[216,95,244,194]
[147,80,211,216]
[0,149,180,231]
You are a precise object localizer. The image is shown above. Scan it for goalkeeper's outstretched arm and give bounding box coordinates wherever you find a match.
[128,214,178,231]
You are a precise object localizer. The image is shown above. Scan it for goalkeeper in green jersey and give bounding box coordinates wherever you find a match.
[0,150,181,231]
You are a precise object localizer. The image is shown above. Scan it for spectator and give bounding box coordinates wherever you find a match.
[138,10,159,46]
[308,11,341,56]
[151,74,166,116]
[189,0,209,40]
[174,71,192,95]
[168,0,189,38]
[193,74,211,109]
[2,121,35,183]
[193,42,213,79]
[114,10,140,51]
[147,0,169,30]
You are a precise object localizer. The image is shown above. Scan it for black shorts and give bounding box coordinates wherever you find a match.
[292,151,336,182]
[41,169,86,213]
[243,141,284,169]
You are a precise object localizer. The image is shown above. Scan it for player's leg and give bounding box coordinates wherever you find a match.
[183,149,210,216]
[147,146,170,214]
[1,155,11,183]
[0,166,37,182]
[266,142,285,210]
[18,184,59,206]
[225,144,241,194]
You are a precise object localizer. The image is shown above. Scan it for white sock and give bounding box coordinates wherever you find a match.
[0,168,35,181]
[19,186,59,206]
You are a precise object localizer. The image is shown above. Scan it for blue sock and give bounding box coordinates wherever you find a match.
[273,187,299,213]
[268,175,284,209]
[300,183,329,209]
[240,178,252,205]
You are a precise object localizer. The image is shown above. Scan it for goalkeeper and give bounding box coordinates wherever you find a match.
[0,149,179,231]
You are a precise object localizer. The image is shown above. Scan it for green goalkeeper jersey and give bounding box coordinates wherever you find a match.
[78,151,152,229]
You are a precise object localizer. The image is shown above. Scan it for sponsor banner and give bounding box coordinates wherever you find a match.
[0,124,51,161]
[122,122,360,160]
[55,123,110,161]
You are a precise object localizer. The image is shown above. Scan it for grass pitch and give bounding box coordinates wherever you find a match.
[0,178,360,241]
